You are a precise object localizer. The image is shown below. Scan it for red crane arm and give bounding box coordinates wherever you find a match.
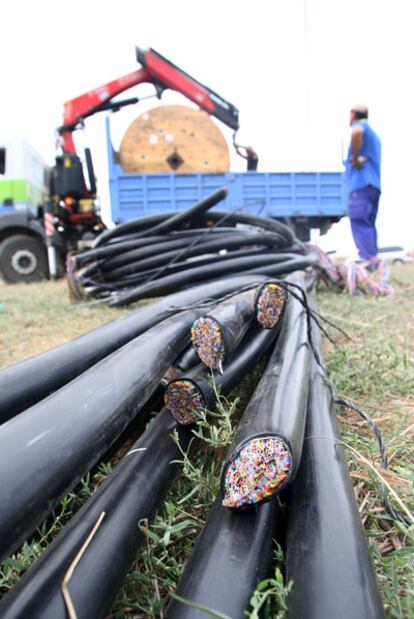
[60,68,150,153]
[58,47,239,154]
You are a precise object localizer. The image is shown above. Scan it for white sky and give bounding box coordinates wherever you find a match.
[1,0,414,254]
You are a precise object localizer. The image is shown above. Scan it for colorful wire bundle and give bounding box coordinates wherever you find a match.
[222,436,292,508]
[255,282,287,328]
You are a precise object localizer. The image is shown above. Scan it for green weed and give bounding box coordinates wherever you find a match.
[246,544,293,619]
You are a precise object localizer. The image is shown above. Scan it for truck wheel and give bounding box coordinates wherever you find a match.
[0,234,49,283]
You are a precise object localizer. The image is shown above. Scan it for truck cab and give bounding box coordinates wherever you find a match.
[0,141,105,283]
[0,140,50,282]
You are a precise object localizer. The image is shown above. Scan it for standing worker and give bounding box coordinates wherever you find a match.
[345,104,382,269]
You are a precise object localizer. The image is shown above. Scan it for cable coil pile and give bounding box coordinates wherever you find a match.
[0,189,388,619]
[67,188,316,307]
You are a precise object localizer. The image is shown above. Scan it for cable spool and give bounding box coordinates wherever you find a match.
[118,104,230,173]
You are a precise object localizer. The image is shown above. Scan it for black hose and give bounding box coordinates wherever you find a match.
[197,210,296,248]
[102,233,279,278]
[220,275,311,510]
[0,308,206,562]
[73,228,239,266]
[110,253,303,307]
[93,187,228,247]
[284,302,385,619]
[86,247,269,292]
[0,275,267,423]
[81,233,235,279]
[0,411,193,619]
[165,497,280,619]
[72,234,171,266]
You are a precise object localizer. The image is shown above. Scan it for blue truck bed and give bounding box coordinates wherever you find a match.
[106,117,347,234]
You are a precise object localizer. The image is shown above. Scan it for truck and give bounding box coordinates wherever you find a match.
[0,140,52,281]
[106,114,347,241]
[0,46,347,284]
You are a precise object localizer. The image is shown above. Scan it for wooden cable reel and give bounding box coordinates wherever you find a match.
[118,105,230,174]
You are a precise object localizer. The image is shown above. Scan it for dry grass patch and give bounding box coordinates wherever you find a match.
[318,262,414,618]
[0,279,125,367]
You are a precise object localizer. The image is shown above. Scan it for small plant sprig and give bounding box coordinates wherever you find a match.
[191,387,239,450]
[245,543,293,619]
[126,380,242,617]
[170,373,241,503]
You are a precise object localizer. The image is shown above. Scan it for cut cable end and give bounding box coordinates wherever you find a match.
[256,283,287,329]
[191,316,225,371]
[222,436,292,509]
[164,379,205,425]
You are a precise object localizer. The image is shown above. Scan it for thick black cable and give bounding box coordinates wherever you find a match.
[79,235,212,279]
[166,326,279,425]
[79,207,266,291]
[0,309,209,562]
[131,234,281,287]
[219,274,311,510]
[74,227,243,266]
[0,274,267,427]
[284,320,385,619]
[279,281,410,525]
[109,253,305,307]
[71,235,172,267]
[93,187,228,247]
[165,498,280,619]
[102,235,277,281]
[72,207,302,302]
[190,287,273,372]
[77,248,275,299]
[0,411,193,619]
[101,232,237,272]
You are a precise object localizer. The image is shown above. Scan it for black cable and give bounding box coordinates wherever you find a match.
[299,286,411,525]
[248,278,409,525]
[166,281,263,312]
[329,386,411,525]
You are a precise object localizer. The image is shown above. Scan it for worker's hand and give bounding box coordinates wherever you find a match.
[351,155,367,168]
[245,146,258,158]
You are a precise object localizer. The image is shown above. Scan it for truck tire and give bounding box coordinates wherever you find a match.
[0,234,49,283]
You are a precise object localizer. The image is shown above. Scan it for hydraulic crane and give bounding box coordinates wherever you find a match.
[53,46,239,216]
[0,47,240,282]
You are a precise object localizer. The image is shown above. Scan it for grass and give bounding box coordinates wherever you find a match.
[317,263,414,617]
[0,278,124,367]
[0,463,113,595]
[0,264,413,617]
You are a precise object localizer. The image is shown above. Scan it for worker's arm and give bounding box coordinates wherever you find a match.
[235,145,258,160]
[350,125,365,167]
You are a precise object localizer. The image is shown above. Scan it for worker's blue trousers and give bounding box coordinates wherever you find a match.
[348,185,380,260]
